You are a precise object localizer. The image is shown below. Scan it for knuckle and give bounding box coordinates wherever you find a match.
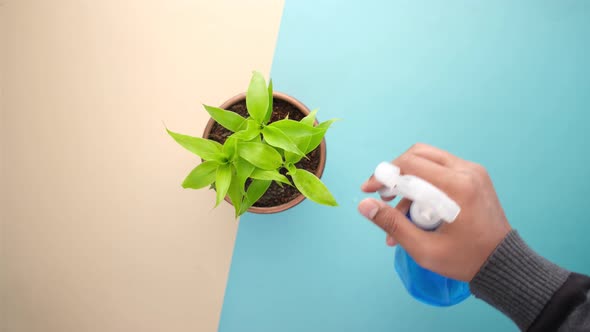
[470,162,489,178]
[395,153,417,171]
[409,142,428,153]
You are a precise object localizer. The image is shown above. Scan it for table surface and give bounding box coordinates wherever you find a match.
[220,1,590,331]
[1,1,283,331]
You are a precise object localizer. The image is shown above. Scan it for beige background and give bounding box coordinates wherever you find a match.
[1,1,284,331]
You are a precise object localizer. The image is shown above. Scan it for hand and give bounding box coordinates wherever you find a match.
[358,143,512,281]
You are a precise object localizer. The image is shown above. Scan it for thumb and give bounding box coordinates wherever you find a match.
[358,198,433,259]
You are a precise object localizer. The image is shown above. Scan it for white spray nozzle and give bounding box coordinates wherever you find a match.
[374,162,461,230]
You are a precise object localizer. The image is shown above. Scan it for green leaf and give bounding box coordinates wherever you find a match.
[215,164,232,207]
[250,168,291,186]
[237,142,282,170]
[305,119,339,154]
[181,160,219,189]
[268,119,320,138]
[285,135,311,163]
[261,126,304,156]
[239,179,272,215]
[226,159,256,217]
[263,79,273,124]
[246,71,269,123]
[231,119,261,141]
[223,136,238,160]
[227,166,245,218]
[300,109,318,126]
[234,158,255,189]
[290,168,337,206]
[203,105,246,132]
[166,128,224,161]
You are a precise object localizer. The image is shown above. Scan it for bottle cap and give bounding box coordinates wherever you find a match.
[374,162,461,230]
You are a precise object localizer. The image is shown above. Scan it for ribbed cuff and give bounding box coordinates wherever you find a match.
[470,230,570,331]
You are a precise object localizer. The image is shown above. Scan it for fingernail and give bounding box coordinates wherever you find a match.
[358,198,379,219]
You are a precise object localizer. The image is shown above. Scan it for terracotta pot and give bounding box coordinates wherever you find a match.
[202,92,327,214]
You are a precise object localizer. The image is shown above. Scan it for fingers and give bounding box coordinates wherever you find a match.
[359,198,436,257]
[361,175,382,193]
[386,234,397,246]
[405,143,462,168]
[381,195,396,202]
[361,175,397,201]
[395,198,411,215]
[385,199,410,246]
[361,143,463,194]
[393,154,460,194]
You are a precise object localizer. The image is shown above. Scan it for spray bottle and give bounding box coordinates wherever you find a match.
[373,162,471,306]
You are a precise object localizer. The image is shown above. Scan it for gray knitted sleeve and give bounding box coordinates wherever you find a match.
[469,230,570,331]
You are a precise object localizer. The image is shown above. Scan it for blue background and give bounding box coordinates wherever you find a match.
[220,1,590,331]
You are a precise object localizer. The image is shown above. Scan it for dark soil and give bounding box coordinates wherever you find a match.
[207,98,321,207]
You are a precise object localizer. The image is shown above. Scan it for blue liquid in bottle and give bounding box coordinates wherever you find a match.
[394,212,471,307]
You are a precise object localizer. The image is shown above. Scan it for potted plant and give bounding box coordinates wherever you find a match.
[166,71,338,217]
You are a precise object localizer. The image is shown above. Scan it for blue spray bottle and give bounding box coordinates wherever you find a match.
[374,162,471,307]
